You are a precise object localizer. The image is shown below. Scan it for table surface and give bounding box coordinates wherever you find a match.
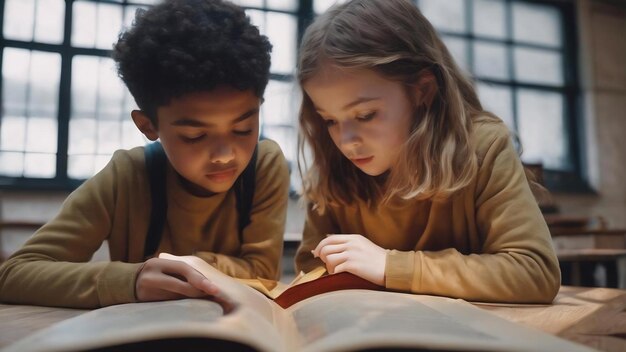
[1,286,625,352]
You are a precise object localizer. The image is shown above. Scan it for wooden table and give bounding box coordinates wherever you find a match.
[0,286,624,352]
[477,286,626,352]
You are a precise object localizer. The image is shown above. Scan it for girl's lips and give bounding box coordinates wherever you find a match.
[351,156,374,166]
[206,169,237,183]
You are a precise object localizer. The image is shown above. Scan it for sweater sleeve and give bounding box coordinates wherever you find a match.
[385,124,561,303]
[294,203,339,273]
[195,140,289,280]
[0,151,143,308]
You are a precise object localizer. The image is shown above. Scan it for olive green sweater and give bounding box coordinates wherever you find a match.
[296,122,561,303]
[0,140,289,308]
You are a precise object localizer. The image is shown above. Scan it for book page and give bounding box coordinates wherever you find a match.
[3,299,285,352]
[159,253,300,351]
[288,290,594,352]
[5,253,302,352]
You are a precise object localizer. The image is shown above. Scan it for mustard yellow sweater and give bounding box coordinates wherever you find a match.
[0,140,289,308]
[296,122,561,303]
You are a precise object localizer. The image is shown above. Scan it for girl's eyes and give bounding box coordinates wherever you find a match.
[181,130,253,143]
[324,112,377,128]
[357,111,377,121]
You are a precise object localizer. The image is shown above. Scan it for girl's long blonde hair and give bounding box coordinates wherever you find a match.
[298,0,499,213]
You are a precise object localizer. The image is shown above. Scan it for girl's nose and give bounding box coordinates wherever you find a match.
[339,121,362,149]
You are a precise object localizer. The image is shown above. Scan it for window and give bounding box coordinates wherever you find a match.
[0,0,583,191]
[0,0,159,189]
[0,0,309,190]
[417,0,583,190]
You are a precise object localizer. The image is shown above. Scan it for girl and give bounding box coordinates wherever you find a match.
[295,0,560,303]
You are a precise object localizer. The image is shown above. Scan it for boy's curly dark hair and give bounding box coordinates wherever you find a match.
[112,0,272,122]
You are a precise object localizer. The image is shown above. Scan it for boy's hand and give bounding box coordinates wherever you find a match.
[312,234,387,286]
[135,258,220,302]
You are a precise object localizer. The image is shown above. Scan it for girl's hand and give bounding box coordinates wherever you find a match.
[135,258,220,302]
[312,234,387,286]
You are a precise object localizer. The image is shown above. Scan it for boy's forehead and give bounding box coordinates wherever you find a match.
[158,88,260,124]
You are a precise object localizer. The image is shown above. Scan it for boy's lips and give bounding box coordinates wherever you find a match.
[350,156,374,166]
[205,168,237,183]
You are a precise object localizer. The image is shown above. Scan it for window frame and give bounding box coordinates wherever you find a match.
[416,0,588,192]
[0,0,314,191]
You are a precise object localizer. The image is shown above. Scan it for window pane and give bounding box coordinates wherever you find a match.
[34,0,65,44]
[72,56,99,114]
[420,0,466,34]
[26,117,57,153]
[97,59,126,117]
[72,1,96,47]
[121,119,146,150]
[473,0,505,39]
[70,57,140,179]
[476,83,514,130]
[29,51,61,115]
[68,114,96,156]
[262,80,299,126]
[0,152,24,177]
[97,4,123,49]
[473,41,509,80]
[2,48,30,113]
[514,48,563,86]
[0,116,26,151]
[231,0,263,7]
[266,0,297,12]
[512,3,561,48]
[72,1,123,49]
[517,89,569,170]
[68,155,94,179]
[314,0,348,14]
[263,126,296,162]
[3,0,35,41]
[442,36,469,72]
[24,153,56,178]
[266,13,297,74]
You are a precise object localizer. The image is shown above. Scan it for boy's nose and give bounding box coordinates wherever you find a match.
[209,142,235,164]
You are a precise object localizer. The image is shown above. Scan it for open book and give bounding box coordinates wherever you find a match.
[4,253,593,352]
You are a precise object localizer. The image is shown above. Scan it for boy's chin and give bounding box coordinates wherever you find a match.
[180,176,237,197]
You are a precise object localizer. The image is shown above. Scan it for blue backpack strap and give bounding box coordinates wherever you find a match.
[235,145,258,242]
[143,141,167,259]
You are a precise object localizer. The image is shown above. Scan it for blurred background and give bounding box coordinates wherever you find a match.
[0,0,625,287]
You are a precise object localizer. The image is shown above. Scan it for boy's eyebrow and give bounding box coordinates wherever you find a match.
[315,97,380,113]
[171,108,259,127]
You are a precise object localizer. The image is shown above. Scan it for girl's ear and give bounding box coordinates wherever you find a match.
[131,110,159,141]
[412,71,438,108]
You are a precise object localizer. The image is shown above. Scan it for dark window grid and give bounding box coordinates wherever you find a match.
[416,0,584,190]
[0,0,304,190]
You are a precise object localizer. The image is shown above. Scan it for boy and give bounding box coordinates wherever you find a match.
[0,0,289,308]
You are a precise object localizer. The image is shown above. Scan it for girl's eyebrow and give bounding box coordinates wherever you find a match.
[315,97,380,114]
[170,108,259,127]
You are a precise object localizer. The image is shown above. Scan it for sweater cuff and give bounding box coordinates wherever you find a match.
[385,250,417,292]
[96,262,143,307]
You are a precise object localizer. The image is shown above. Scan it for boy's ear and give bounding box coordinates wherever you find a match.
[412,71,438,108]
[131,110,159,141]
